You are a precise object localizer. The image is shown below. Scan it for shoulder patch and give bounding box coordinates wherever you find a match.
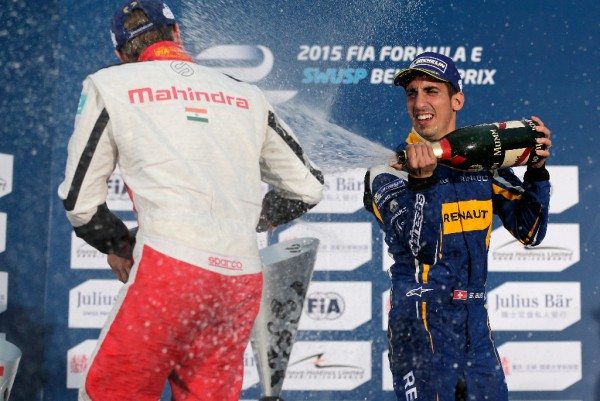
[76,94,87,115]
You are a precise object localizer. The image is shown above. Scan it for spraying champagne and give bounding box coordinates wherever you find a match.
[396,119,544,171]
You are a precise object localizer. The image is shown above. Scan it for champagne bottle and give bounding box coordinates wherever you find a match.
[397,119,544,171]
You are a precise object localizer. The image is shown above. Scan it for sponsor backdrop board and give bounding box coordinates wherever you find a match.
[0,1,598,400]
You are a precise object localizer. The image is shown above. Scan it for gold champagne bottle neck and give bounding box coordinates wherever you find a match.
[431,141,444,160]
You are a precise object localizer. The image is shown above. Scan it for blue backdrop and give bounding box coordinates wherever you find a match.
[0,1,598,400]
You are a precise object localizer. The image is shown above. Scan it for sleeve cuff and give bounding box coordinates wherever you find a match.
[256,190,315,231]
[408,174,438,191]
[72,203,132,257]
[524,165,550,182]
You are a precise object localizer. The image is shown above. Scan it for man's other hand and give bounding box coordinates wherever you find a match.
[108,253,133,283]
[530,115,552,168]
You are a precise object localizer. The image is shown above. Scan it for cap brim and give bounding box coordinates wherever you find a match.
[393,67,449,87]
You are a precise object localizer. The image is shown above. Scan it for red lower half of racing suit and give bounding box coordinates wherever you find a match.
[81,246,262,401]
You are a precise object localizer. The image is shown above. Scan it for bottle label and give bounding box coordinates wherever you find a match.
[500,146,535,168]
[489,120,538,169]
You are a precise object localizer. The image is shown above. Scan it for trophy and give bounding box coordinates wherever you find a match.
[251,237,319,401]
[0,338,21,401]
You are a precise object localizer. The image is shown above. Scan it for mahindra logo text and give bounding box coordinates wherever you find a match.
[128,86,249,109]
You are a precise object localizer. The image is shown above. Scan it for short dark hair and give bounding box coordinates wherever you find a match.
[446,82,459,97]
[120,9,174,62]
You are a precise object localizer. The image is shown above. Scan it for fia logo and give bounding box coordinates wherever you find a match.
[306,291,345,320]
[196,45,297,104]
[107,175,129,201]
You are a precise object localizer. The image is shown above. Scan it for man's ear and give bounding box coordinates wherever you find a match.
[172,24,182,44]
[115,50,127,63]
[452,92,465,112]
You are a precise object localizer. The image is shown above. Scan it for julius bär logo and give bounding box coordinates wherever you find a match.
[69,280,121,329]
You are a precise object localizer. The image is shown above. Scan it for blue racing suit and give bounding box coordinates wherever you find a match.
[364,133,551,401]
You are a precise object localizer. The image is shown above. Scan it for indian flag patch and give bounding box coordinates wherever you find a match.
[185,107,208,123]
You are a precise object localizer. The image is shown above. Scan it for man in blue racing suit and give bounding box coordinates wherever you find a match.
[363,52,552,401]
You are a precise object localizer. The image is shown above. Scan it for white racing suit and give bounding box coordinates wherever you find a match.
[58,56,323,401]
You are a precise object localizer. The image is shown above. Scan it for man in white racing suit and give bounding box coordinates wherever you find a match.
[58,1,323,400]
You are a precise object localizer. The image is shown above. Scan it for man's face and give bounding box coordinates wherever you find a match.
[404,75,463,142]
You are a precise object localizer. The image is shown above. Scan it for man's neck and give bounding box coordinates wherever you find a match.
[138,41,193,62]
[407,129,429,144]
